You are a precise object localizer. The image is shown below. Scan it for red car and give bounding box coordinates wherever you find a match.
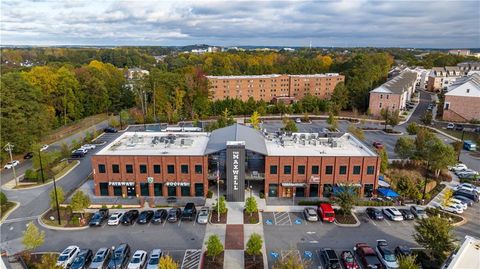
[340,251,359,269]
[354,243,383,269]
[373,142,384,149]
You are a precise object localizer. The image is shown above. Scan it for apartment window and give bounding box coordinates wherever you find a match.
[112,164,119,174]
[126,164,133,174]
[311,165,319,174]
[367,166,375,175]
[353,166,361,175]
[153,165,161,174]
[444,102,450,110]
[195,165,202,174]
[466,89,470,93]
[325,165,333,175]
[270,165,278,174]
[181,165,189,174]
[98,164,106,174]
[284,165,292,174]
[139,164,147,174]
[379,102,382,108]
[339,166,347,175]
[380,94,383,99]
[386,95,389,99]
[297,165,305,175]
[167,165,175,174]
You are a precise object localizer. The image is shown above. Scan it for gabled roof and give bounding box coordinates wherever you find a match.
[446,74,480,97]
[370,70,417,95]
[204,124,268,155]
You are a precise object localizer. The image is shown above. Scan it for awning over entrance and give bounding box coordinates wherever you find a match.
[377,188,400,197]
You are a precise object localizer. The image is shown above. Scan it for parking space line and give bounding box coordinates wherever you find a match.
[178,219,182,227]
[163,220,167,227]
[383,219,392,226]
[370,219,377,226]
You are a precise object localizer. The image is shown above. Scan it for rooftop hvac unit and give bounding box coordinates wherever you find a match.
[331,141,338,148]
[181,139,194,146]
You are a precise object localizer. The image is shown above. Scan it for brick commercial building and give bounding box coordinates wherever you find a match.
[206,73,345,102]
[91,124,379,201]
[368,70,418,117]
[443,74,480,122]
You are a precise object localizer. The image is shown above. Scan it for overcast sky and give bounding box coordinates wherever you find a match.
[1,0,479,48]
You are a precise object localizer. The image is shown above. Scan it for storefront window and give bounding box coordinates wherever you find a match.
[295,187,305,197]
[353,166,361,175]
[311,166,319,174]
[113,186,122,196]
[98,164,106,173]
[126,186,136,196]
[181,186,190,196]
[364,184,374,197]
[339,166,347,175]
[154,183,162,196]
[297,165,305,175]
[325,166,333,175]
[195,183,204,197]
[99,182,109,196]
[268,184,278,197]
[167,165,175,174]
[323,184,333,198]
[140,183,150,196]
[367,166,375,175]
[140,165,147,174]
[309,184,319,197]
[167,186,176,196]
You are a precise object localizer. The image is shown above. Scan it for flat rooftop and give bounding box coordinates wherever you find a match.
[264,133,377,157]
[96,132,210,156]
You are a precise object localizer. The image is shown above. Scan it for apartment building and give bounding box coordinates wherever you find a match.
[448,49,471,56]
[443,74,480,122]
[457,62,480,75]
[368,70,418,116]
[206,73,345,102]
[427,66,461,91]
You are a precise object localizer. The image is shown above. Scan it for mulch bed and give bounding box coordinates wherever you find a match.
[243,210,259,224]
[42,208,92,227]
[244,253,264,269]
[210,211,227,224]
[1,201,16,218]
[334,209,357,224]
[203,251,224,269]
[20,252,58,269]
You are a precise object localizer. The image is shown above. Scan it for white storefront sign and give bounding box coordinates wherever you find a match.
[281,182,306,187]
[165,182,190,187]
[109,182,135,187]
[232,151,239,190]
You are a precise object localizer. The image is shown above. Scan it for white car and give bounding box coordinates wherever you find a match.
[196,207,209,224]
[3,160,19,169]
[146,249,162,269]
[56,245,80,268]
[108,212,123,226]
[440,204,464,214]
[449,198,468,210]
[40,144,49,151]
[295,118,301,123]
[382,207,403,221]
[81,144,96,150]
[127,250,147,269]
[448,163,467,172]
[455,185,480,194]
[72,148,88,154]
[446,123,455,130]
[455,169,478,176]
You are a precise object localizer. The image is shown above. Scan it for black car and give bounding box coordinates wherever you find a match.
[71,150,85,158]
[454,190,479,202]
[89,209,109,226]
[181,203,197,221]
[107,243,130,269]
[453,195,474,206]
[23,152,33,159]
[137,210,154,224]
[152,209,168,224]
[70,249,93,269]
[104,127,118,133]
[167,208,182,223]
[120,210,139,225]
[454,124,464,131]
[366,207,384,220]
[395,246,412,257]
[398,209,414,220]
[320,248,340,269]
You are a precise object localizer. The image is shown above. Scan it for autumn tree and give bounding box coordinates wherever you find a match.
[250,111,261,130]
[246,233,263,261]
[22,222,45,251]
[50,187,65,209]
[414,216,456,263]
[205,235,224,262]
[158,255,179,269]
[70,190,91,219]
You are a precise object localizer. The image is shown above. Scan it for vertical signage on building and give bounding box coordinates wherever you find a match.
[226,143,245,202]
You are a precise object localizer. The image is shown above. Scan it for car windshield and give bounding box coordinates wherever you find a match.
[344,255,353,262]
[58,255,68,261]
[71,256,85,265]
[325,213,334,217]
[92,255,104,262]
[109,215,118,220]
[131,257,141,263]
[148,257,159,264]
[417,209,426,214]
[199,211,208,216]
[384,253,396,262]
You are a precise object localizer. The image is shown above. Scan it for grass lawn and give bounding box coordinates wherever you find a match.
[15,160,79,189]
[1,201,17,219]
[442,129,480,145]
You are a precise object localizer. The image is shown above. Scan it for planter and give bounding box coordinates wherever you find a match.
[41,208,92,228]
[245,253,264,269]
[210,211,228,224]
[202,251,224,269]
[334,209,360,226]
[243,210,259,224]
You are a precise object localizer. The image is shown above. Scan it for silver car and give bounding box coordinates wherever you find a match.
[89,248,111,269]
[146,249,162,269]
[196,207,209,224]
[303,207,319,222]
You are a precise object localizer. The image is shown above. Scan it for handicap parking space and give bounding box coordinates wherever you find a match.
[181,249,202,269]
[273,211,292,226]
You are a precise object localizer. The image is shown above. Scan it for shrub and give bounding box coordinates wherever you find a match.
[206,235,224,261]
[406,122,419,135]
[0,192,7,206]
[24,169,39,181]
[245,197,258,215]
[207,190,213,198]
[246,233,263,258]
[259,192,265,199]
[298,200,321,206]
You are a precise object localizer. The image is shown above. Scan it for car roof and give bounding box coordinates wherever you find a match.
[96,248,107,254]
[150,249,162,256]
[133,250,146,256]
[319,203,334,211]
[63,246,78,253]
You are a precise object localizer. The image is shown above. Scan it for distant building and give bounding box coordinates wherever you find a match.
[283,48,295,52]
[412,67,430,91]
[427,66,461,92]
[368,70,418,116]
[448,49,470,56]
[206,73,345,102]
[154,55,167,63]
[457,62,480,75]
[443,73,480,122]
[442,235,480,269]
[126,68,149,80]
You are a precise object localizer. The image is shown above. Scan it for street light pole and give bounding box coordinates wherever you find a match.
[217,159,220,222]
[52,173,61,225]
[4,143,18,188]
[38,148,45,183]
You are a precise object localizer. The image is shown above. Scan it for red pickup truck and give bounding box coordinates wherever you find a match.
[354,243,383,269]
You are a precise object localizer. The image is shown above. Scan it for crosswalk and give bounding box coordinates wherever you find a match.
[1,215,39,224]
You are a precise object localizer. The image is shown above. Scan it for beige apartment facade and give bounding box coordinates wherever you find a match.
[206,73,345,102]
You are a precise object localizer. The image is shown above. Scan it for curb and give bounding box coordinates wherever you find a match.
[37,210,90,231]
[381,131,404,136]
[4,161,80,191]
[334,211,361,227]
[0,201,20,223]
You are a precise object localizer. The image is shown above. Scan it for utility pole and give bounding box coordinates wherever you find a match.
[38,148,45,184]
[217,159,220,222]
[52,172,61,225]
[3,143,18,188]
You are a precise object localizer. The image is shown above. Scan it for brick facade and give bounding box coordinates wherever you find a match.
[368,92,402,117]
[443,95,480,122]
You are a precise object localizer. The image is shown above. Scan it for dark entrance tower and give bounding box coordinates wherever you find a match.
[226,142,246,202]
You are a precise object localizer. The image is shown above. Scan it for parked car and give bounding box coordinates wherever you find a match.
[320,248,340,269]
[3,160,19,169]
[453,195,474,207]
[167,208,182,223]
[104,127,118,133]
[181,202,197,221]
[438,203,463,214]
[318,203,335,222]
[449,198,468,209]
[57,245,80,268]
[146,249,162,269]
[303,207,319,222]
[394,246,412,257]
[137,210,154,224]
[354,243,383,269]
[366,208,384,220]
[89,247,111,269]
[382,208,403,221]
[107,243,131,269]
[120,210,140,225]
[375,240,399,269]
[448,163,467,172]
[40,144,49,151]
[455,124,464,131]
[373,141,384,149]
[152,209,168,224]
[446,123,455,130]
[127,250,147,269]
[72,148,88,154]
[340,250,359,269]
[23,152,33,159]
[410,206,428,219]
[70,249,93,269]
[71,150,86,158]
[455,184,480,194]
[108,212,124,226]
[398,209,414,220]
[295,118,302,123]
[454,190,479,202]
[196,207,209,224]
[89,209,109,226]
[81,144,97,150]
